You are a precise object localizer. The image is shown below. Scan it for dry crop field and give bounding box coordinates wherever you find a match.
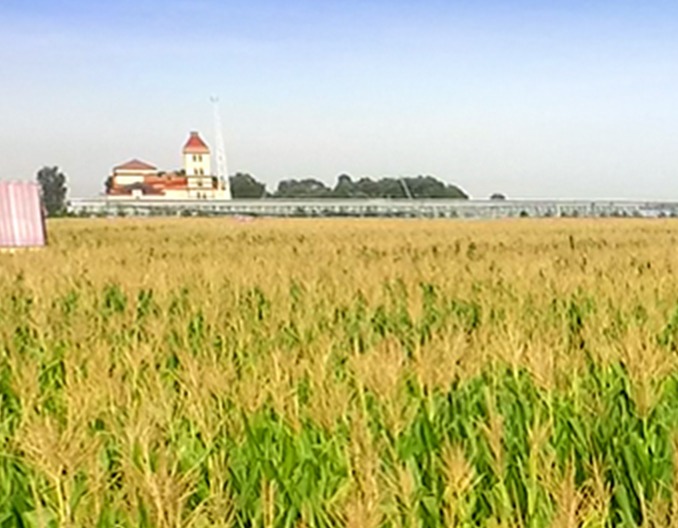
[3,217,678,527]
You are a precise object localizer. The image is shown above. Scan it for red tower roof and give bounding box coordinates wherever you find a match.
[114,159,157,171]
[183,131,210,154]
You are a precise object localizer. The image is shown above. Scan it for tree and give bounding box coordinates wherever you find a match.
[402,176,468,199]
[332,174,361,198]
[353,177,380,198]
[350,175,468,199]
[490,193,506,200]
[267,173,469,199]
[37,166,68,217]
[229,173,267,199]
[274,179,332,198]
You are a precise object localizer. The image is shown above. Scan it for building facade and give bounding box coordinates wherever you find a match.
[106,132,230,199]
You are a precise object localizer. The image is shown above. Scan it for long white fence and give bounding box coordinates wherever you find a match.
[67,197,678,219]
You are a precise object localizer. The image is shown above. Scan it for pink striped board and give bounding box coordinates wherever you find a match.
[0,181,47,248]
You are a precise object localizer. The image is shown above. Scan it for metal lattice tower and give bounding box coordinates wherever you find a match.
[400,177,413,199]
[210,96,232,200]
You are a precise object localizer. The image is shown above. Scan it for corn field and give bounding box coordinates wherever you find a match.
[3,217,678,527]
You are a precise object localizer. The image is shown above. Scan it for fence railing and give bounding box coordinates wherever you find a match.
[67,197,678,219]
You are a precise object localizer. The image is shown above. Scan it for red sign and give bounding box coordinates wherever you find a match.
[0,181,47,248]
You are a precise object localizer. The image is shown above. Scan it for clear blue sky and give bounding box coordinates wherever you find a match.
[1,0,677,199]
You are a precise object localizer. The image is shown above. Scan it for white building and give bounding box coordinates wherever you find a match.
[107,132,230,200]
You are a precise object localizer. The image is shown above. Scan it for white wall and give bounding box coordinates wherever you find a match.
[113,175,145,186]
[186,176,213,189]
[164,189,191,199]
[183,153,212,176]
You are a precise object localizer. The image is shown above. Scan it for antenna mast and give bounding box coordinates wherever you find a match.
[400,177,413,199]
[210,96,232,200]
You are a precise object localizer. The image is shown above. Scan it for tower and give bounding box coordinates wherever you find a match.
[211,96,232,200]
[182,131,213,198]
[182,131,211,176]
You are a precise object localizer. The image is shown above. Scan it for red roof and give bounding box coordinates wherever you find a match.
[114,159,157,171]
[183,131,210,154]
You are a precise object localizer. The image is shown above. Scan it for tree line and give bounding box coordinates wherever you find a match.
[230,173,469,200]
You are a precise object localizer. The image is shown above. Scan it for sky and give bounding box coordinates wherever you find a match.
[1,0,677,200]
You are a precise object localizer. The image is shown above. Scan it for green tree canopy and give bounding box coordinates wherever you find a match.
[272,174,469,199]
[228,173,469,200]
[229,173,267,199]
[37,166,68,217]
[274,179,332,198]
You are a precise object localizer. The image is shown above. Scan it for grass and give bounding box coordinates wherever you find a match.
[1,217,678,526]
